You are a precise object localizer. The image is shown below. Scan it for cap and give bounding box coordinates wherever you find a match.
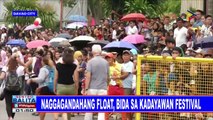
[130,49,138,55]
[105,53,114,58]
[123,50,131,54]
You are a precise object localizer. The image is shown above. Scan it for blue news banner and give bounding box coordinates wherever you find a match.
[12,10,38,17]
[36,96,213,112]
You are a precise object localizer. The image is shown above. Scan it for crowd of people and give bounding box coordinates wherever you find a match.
[0,9,213,120]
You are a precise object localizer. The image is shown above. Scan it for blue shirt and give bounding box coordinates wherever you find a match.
[193,20,203,27]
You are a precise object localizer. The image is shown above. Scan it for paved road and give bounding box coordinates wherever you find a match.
[0,100,85,120]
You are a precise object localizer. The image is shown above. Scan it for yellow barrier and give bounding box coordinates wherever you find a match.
[135,55,213,120]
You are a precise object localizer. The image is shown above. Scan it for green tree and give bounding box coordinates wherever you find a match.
[124,0,163,18]
[4,0,57,28]
[160,0,181,15]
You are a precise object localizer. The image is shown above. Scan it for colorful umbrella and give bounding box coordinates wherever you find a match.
[66,22,87,29]
[122,34,146,44]
[27,40,50,49]
[121,13,146,21]
[103,41,138,50]
[6,39,26,47]
[67,15,87,22]
[24,24,42,31]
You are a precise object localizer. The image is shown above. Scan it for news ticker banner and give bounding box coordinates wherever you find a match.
[13,95,213,113]
[12,10,38,17]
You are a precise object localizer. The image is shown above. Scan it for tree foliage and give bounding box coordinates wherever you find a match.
[124,0,163,18]
[101,0,181,18]
[4,0,57,28]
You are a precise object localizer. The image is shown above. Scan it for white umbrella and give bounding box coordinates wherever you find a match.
[66,22,87,29]
[24,24,42,31]
[49,37,67,43]
[69,35,95,42]
[49,37,68,47]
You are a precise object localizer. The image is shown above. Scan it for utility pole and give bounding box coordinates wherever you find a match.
[60,0,63,29]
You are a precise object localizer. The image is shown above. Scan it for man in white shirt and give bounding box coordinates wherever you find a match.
[174,18,188,47]
[201,15,213,38]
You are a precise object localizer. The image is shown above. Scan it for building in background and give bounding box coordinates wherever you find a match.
[181,0,213,15]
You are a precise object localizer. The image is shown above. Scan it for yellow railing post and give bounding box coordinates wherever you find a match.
[135,55,142,120]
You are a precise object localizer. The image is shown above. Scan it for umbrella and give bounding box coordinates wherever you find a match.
[67,15,87,22]
[49,37,67,43]
[66,22,87,29]
[103,41,138,50]
[195,36,213,48]
[27,40,50,49]
[49,37,68,47]
[6,39,26,47]
[122,34,146,44]
[59,41,71,47]
[88,40,109,47]
[69,36,95,50]
[24,24,42,31]
[121,13,146,21]
[56,33,73,39]
[69,36,95,42]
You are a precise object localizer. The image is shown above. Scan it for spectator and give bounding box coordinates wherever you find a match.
[127,21,138,35]
[162,38,175,55]
[193,10,204,27]
[121,50,134,120]
[201,15,213,38]
[174,18,188,47]
[164,16,172,32]
[84,45,109,120]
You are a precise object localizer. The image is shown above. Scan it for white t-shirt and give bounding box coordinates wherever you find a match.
[121,61,134,89]
[201,25,212,38]
[127,26,138,35]
[2,66,25,77]
[174,27,188,47]
[112,30,118,41]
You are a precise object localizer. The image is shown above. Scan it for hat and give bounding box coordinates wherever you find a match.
[105,53,114,58]
[123,50,131,54]
[130,49,138,55]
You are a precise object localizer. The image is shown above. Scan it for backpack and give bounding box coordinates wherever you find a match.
[5,70,22,91]
[45,66,54,92]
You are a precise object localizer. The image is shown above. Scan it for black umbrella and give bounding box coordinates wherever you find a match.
[87,40,109,47]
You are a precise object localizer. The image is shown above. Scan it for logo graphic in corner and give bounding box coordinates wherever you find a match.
[14,104,18,108]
